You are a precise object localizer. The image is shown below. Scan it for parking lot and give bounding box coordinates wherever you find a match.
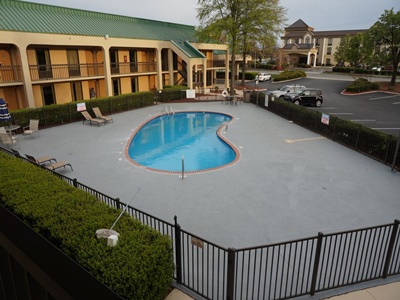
[250,72,400,135]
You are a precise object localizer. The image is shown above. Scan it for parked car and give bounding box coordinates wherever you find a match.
[289,88,323,107]
[372,66,382,72]
[255,73,271,82]
[283,89,305,101]
[268,85,306,98]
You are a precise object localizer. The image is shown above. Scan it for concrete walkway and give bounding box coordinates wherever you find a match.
[166,280,400,300]
[12,100,400,299]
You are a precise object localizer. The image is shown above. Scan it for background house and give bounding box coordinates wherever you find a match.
[280,19,365,67]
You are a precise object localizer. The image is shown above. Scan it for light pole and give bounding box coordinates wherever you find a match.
[255,79,259,106]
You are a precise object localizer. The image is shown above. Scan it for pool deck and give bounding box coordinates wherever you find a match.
[12,100,400,298]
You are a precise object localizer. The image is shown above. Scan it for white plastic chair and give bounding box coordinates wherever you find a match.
[23,119,40,137]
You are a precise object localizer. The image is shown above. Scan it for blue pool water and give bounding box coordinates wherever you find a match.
[128,112,236,172]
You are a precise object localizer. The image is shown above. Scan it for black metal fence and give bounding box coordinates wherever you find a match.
[2,148,399,300]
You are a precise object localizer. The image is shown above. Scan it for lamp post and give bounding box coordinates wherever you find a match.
[255,79,259,106]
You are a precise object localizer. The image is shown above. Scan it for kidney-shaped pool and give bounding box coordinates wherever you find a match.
[126,111,239,173]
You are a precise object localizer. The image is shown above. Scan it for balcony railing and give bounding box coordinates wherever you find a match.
[110,62,157,75]
[0,66,23,83]
[29,63,105,81]
[207,60,226,68]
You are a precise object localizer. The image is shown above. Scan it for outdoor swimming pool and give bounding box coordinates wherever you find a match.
[127,111,237,172]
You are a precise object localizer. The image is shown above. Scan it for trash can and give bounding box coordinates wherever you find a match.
[243,90,251,102]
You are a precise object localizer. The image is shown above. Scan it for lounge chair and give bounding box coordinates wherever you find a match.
[25,154,73,171]
[93,107,113,123]
[25,153,57,165]
[0,132,19,149]
[45,161,73,172]
[23,119,40,137]
[81,111,105,126]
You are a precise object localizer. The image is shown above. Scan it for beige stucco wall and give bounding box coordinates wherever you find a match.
[55,82,71,104]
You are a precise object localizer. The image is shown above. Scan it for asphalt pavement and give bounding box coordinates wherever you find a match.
[250,70,400,135]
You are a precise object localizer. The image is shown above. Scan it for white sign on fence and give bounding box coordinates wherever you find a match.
[77,102,86,112]
[186,89,196,99]
[321,113,330,125]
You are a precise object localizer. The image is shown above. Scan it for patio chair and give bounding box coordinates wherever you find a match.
[25,153,57,165]
[25,154,73,172]
[93,107,113,123]
[0,132,19,149]
[0,126,18,142]
[234,89,244,104]
[81,111,105,126]
[23,119,40,137]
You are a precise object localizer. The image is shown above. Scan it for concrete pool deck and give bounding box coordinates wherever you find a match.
[15,101,400,249]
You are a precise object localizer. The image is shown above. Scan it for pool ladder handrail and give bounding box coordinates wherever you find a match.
[162,106,175,116]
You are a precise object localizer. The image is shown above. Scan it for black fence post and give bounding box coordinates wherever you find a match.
[226,247,236,300]
[73,178,78,188]
[382,219,399,278]
[310,232,324,295]
[174,216,182,284]
[115,197,121,210]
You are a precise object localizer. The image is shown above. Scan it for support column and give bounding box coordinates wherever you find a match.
[307,52,311,65]
[156,47,163,89]
[18,45,35,108]
[202,58,207,88]
[168,49,174,86]
[321,37,326,66]
[187,60,193,90]
[102,46,113,97]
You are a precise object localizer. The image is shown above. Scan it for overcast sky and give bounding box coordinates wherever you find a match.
[24,0,399,30]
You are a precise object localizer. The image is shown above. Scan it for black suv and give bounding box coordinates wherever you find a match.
[289,88,323,107]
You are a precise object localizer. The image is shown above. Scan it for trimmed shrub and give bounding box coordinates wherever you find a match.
[273,70,306,82]
[0,153,174,300]
[345,78,380,92]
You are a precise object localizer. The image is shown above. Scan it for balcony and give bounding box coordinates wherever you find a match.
[0,66,23,83]
[207,60,226,68]
[29,63,105,81]
[110,62,157,75]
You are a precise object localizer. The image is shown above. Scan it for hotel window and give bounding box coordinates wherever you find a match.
[328,38,333,46]
[327,47,332,55]
[41,84,55,105]
[315,39,320,46]
[326,58,331,65]
[305,36,311,44]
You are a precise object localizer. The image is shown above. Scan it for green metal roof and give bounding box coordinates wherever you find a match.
[0,0,197,42]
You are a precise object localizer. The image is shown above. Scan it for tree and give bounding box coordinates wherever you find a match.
[334,32,374,68]
[369,8,400,85]
[196,0,286,93]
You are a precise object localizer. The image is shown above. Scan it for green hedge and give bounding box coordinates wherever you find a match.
[332,67,399,76]
[273,70,306,82]
[0,153,174,300]
[345,78,380,92]
[11,88,187,129]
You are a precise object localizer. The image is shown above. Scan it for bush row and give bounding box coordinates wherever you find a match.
[273,70,306,82]
[0,153,174,300]
[345,78,380,93]
[332,67,399,76]
[11,87,188,129]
